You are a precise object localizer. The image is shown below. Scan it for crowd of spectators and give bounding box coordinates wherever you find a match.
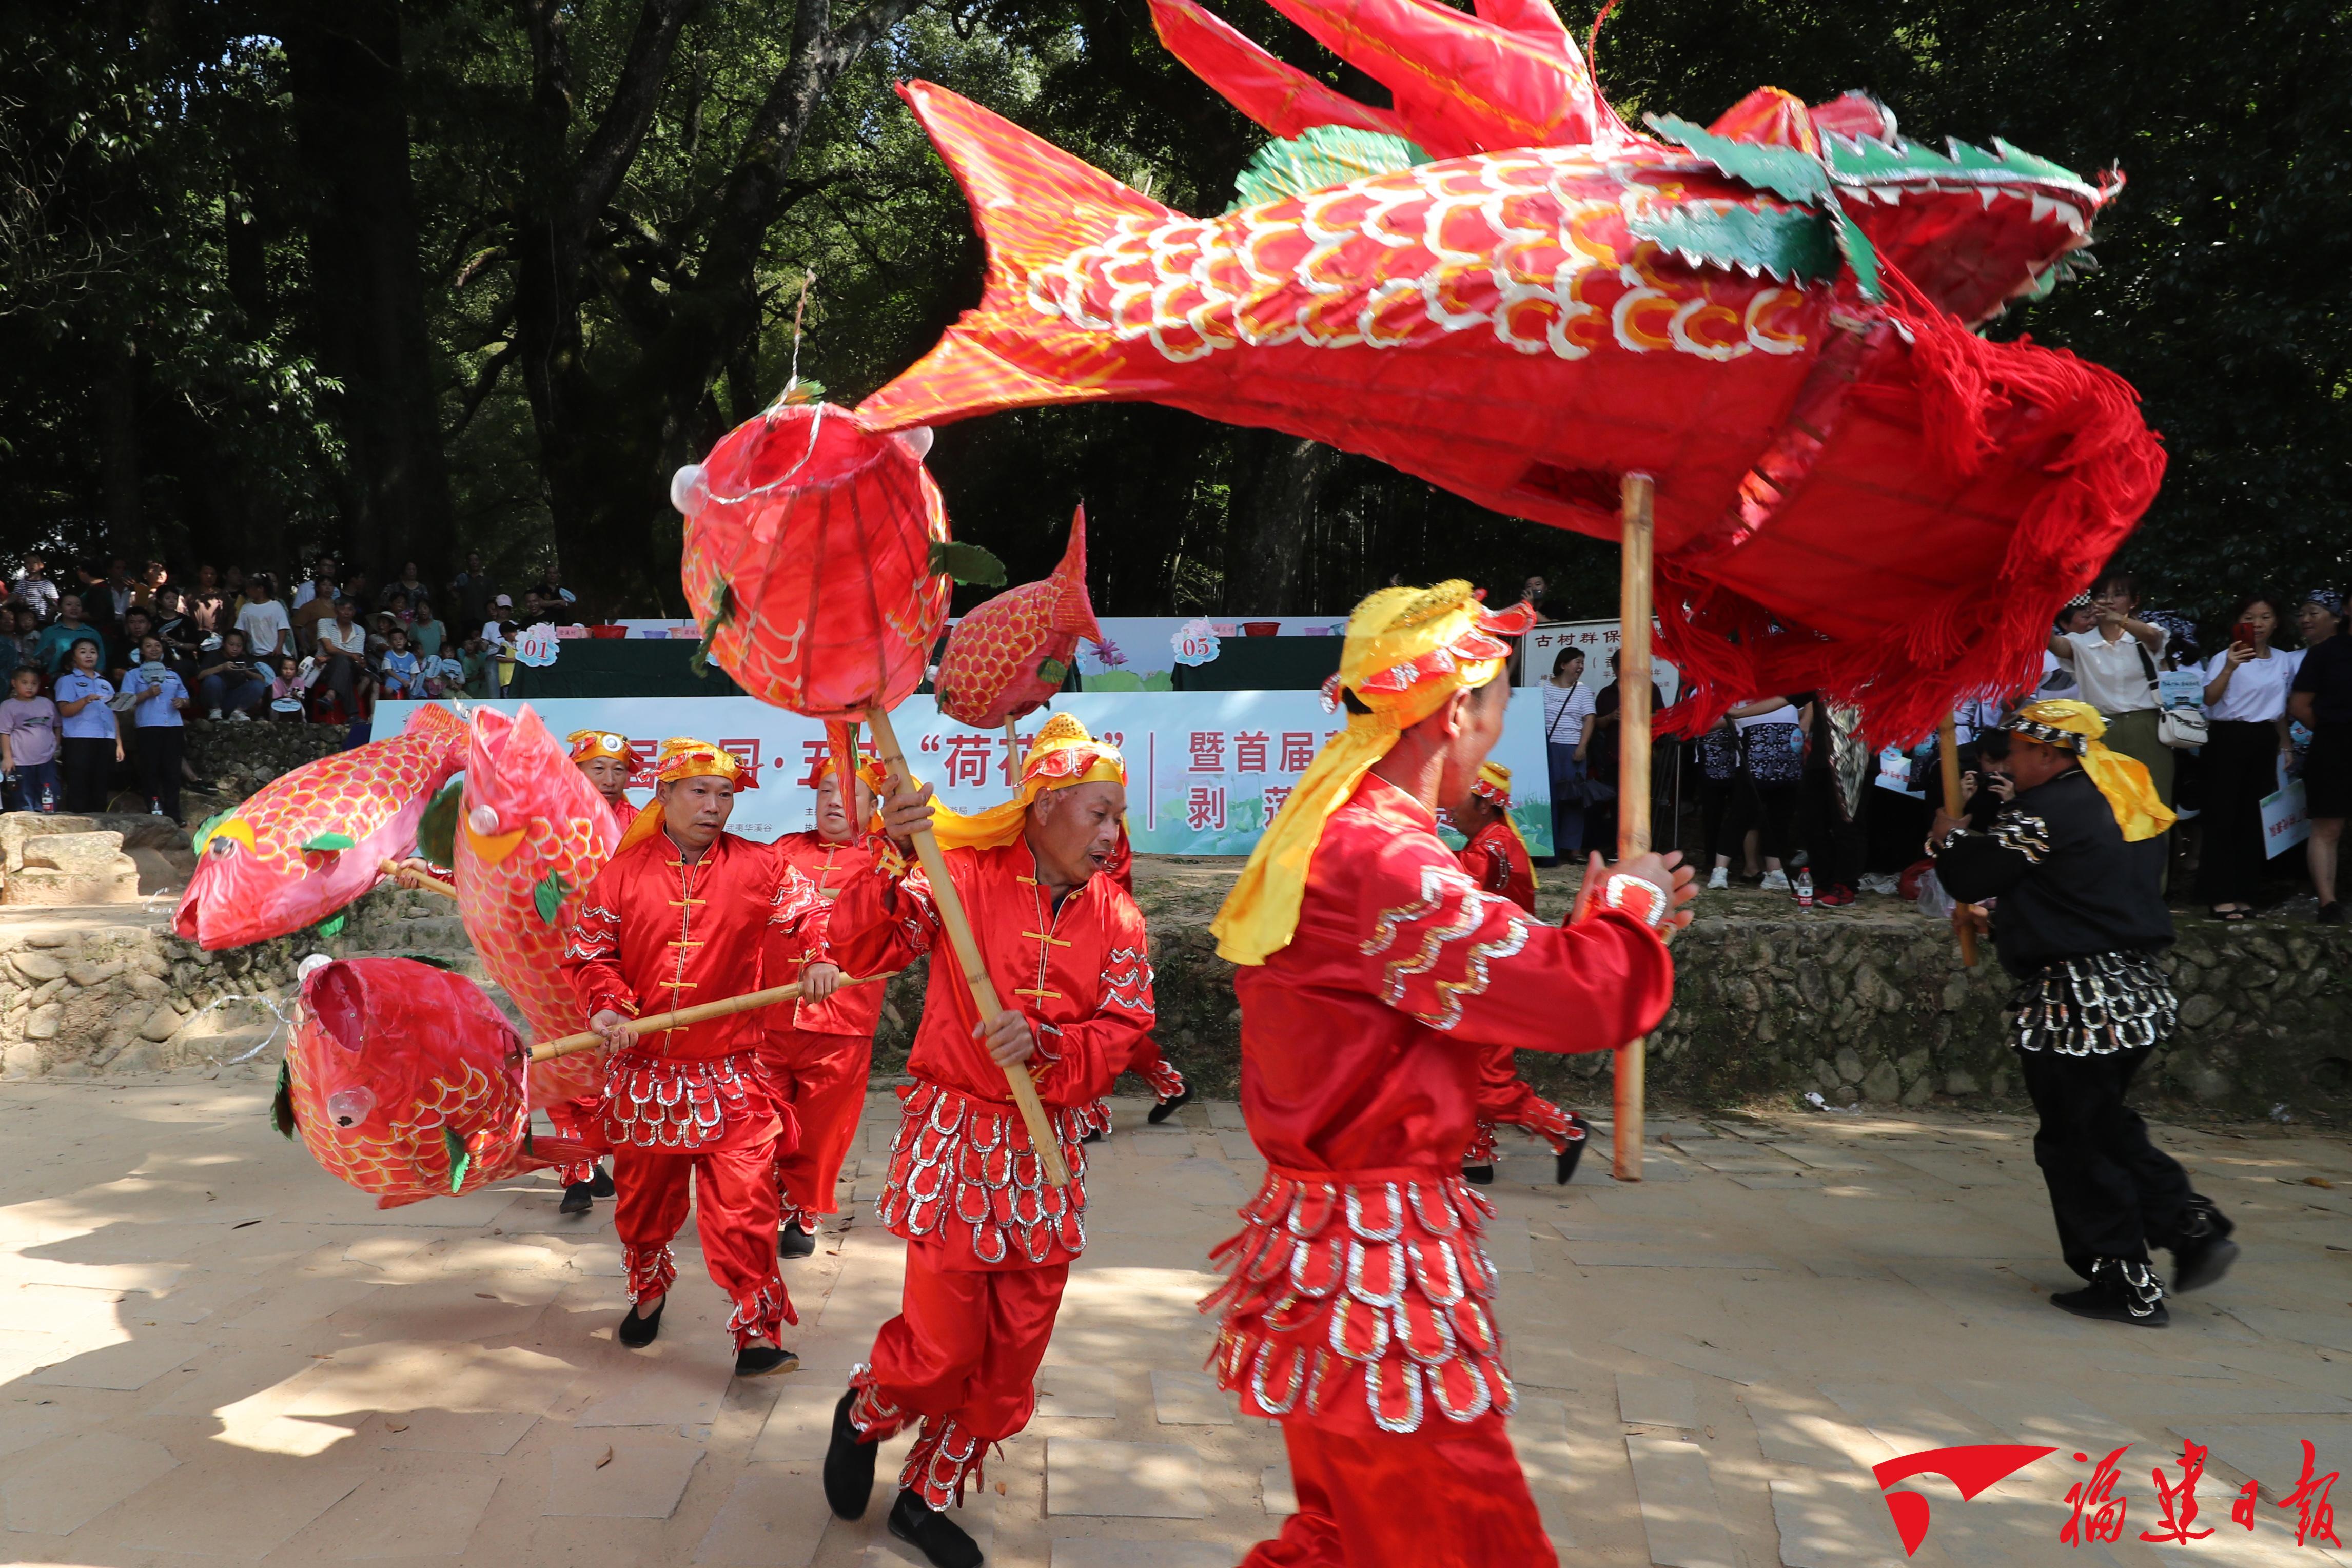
[0,550,587,820]
[1540,572,2352,926]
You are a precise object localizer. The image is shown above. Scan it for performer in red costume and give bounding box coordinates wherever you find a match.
[821,714,1151,1568]
[569,728,642,834]
[547,727,640,1212]
[1206,583,1695,1568]
[1451,760,1592,1187]
[761,750,890,1259]
[1099,831,1191,1126]
[564,738,834,1377]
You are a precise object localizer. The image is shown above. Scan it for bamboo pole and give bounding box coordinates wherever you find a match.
[528,974,881,1063]
[1936,716,1981,968]
[1005,719,1023,785]
[1613,472,1655,1182]
[866,703,1071,1188]
[381,859,459,899]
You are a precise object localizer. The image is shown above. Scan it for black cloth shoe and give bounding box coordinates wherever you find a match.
[734,1344,799,1377]
[617,1298,664,1347]
[779,1222,817,1259]
[889,1488,983,1568]
[1146,1085,1194,1125]
[823,1389,879,1520]
[2051,1257,2169,1326]
[1461,1163,1495,1185]
[1556,1115,1590,1185]
[560,1180,594,1215]
[590,1162,615,1198]
[2172,1198,2240,1293]
[2319,901,2344,925]
[1081,1129,1104,1144]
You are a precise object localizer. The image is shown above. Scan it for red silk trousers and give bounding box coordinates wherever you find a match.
[762,1026,872,1222]
[611,1140,793,1348]
[851,1247,1069,1507]
[1244,1412,1557,1568]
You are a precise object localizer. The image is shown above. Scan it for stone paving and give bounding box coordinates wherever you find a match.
[4,1073,2351,1568]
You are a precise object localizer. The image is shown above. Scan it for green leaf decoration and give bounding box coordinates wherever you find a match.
[192,809,230,853]
[1645,114,1830,205]
[1625,201,1836,283]
[691,586,734,678]
[1228,126,1429,211]
[533,870,572,927]
[271,1060,297,1139]
[317,912,346,940]
[927,539,1007,587]
[417,776,464,868]
[1037,656,1069,686]
[302,832,356,853]
[442,1125,471,1193]
[1827,201,1885,302]
[400,952,459,971]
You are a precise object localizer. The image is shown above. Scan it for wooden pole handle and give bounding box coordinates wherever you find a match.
[381,859,460,900]
[1613,471,1656,1183]
[528,973,884,1063]
[867,704,1072,1188]
[1936,717,1981,968]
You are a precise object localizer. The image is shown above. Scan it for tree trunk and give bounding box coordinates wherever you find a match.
[283,0,454,580]
[1224,434,1338,614]
[94,336,144,559]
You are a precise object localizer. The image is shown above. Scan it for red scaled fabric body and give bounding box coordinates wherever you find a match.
[1207,775,1670,1565]
[761,830,891,1226]
[857,41,2168,742]
[826,836,1150,1507]
[563,829,825,1347]
[674,404,951,722]
[933,503,1103,728]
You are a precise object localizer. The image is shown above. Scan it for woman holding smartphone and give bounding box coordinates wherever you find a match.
[198,631,268,720]
[2196,594,2298,920]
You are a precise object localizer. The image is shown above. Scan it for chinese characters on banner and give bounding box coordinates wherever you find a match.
[1518,619,1683,707]
[375,692,1556,855]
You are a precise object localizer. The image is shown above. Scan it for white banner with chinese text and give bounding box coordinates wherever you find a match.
[375,691,1555,856]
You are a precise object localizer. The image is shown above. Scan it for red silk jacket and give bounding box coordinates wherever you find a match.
[766,830,889,1038]
[1207,774,1672,1435]
[826,834,1152,1267]
[1457,818,1536,913]
[563,829,822,1151]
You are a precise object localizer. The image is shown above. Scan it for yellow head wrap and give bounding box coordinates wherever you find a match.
[1210,582,1537,965]
[615,738,749,856]
[928,713,1128,851]
[2001,700,2177,842]
[567,729,630,763]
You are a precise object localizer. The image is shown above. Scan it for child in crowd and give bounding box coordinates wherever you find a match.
[127,634,190,819]
[378,626,421,698]
[0,666,61,811]
[269,655,317,720]
[54,640,120,812]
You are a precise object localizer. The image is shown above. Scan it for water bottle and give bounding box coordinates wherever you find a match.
[1794,868,1814,908]
[40,779,54,812]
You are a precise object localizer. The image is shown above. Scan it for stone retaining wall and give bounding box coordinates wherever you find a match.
[186,720,349,804]
[13,878,2347,1125]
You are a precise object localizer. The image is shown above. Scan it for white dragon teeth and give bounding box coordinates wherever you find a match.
[2028,194,2057,223]
[1979,188,2000,209]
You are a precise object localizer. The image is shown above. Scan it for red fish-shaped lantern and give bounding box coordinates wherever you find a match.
[855,1,2167,740]
[176,705,469,949]
[275,957,590,1207]
[675,402,954,721]
[934,504,1103,728]
[453,705,621,1110]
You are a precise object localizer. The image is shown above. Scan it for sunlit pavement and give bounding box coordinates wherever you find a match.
[3,1075,2349,1568]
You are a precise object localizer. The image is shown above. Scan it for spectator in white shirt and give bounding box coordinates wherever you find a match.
[2196,595,2298,919]
[1540,646,1594,863]
[235,576,293,658]
[2048,569,2175,813]
[12,555,58,623]
[316,595,372,715]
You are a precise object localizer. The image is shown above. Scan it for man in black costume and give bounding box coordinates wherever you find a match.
[1930,699,2238,1326]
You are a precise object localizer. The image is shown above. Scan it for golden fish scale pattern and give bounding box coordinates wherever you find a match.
[1020,151,1816,367]
[460,813,609,1103]
[292,1055,525,1199]
[241,735,460,877]
[936,584,1056,714]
